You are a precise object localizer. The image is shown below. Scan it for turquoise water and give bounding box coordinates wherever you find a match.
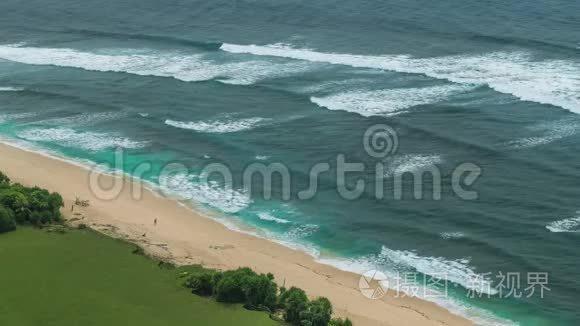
[0,0,579,324]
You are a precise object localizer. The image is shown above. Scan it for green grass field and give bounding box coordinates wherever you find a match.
[0,227,280,326]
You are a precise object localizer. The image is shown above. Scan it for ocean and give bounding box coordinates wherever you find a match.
[0,0,579,324]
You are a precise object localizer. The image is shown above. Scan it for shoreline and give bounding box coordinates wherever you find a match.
[0,141,473,326]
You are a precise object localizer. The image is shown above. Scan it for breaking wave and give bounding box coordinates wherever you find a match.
[158,172,251,213]
[385,154,444,177]
[257,212,291,224]
[165,117,266,133]
[546,214,580,233]
[17,127,148,151]
[0,44,311,86]
[310,85,471,117]
[221,43,580,113]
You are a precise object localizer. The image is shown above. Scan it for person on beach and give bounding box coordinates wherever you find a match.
[154,218,157,226]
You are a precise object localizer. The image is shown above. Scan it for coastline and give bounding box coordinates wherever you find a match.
[0,141,472,326]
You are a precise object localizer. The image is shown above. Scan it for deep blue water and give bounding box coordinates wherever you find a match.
[0,1,579,324]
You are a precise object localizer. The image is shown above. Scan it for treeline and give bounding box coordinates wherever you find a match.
[184,267,353,326]
[0,171,64,233]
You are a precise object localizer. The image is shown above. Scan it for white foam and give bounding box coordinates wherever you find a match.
[311,85,470,117]
[546,214,580,233]
[36,111,128,126]
[257,212,291,224]
[507,119,579,149]
[221,43,580,113]
[317,247,515,326]
[385,154,443,177]
[379,247,498,296]
[0,112,36,122]
[255,155,270,160]
[440,232,466,240]
[294,78,375,94]
[285,224,319,239]
[0,86,23,92]
[165,117,266,133]
[215,61,312,85]
[17,127,148,151]
[158,172,251,213]
[0,44,311,86]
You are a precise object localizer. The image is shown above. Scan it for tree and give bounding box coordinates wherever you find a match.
[0,182,64,226]
[216,274,246,303]
[0,189,30,223]
[279,287,309,324]
[0,205,16,233]
[243,272,278,311]
[301,297,332,326]
[0,171,9,185]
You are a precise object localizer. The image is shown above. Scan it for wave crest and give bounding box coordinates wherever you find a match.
[257,212,291,224]
[0,44,311,86]
[0,87,24,92]
[546,214,580,233]
[17,128,148,151]
[158,172,251,213]
[221,43,580,113]
[385,154,443,177]
[311,85,471,117]
[165,117,266,133]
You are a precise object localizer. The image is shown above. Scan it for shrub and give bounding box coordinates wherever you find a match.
[243,272,277,311]
[192,267,279,312]
[216,270,247,303]
[0,189,30,223]
[300,297,332,326]
[0,183,63,226]
[329,318,353,326]
[279,287,309,324]
[185,271,216,296]
[0,171,9,185]
[0,205,16,233]
[181,267,351,326]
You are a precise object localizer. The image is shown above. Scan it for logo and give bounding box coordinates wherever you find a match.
[359,270,388,299]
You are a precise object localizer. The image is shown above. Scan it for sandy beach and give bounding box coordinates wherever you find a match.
[0,141,471,326]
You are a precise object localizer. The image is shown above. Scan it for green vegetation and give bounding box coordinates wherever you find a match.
[0,170,352,325]
[0,204,16,232]
[0,227,280,326]
[0,171,63,231]
[185,269,352,326]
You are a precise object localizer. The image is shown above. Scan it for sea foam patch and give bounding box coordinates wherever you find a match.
[310,85,470,117]
[0,112,36,123]
[384,154,444,177]
[546,214,580,233]
[257,212,291,224]
[222,43,580,113]
[36,111,129,126]
[507,119,580,149]
[158,172,251,213]
[0,44,311,86]
[379,247,498,296]
[165,117,267,133]
[440,232,466,240]
[0,86,24,92]
[17,128,147,151]
[318,250,514,326]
